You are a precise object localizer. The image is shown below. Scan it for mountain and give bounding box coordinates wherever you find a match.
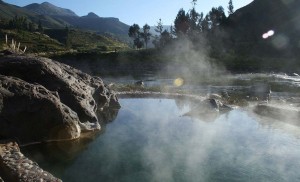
[225,0,300,57]
[0,1,71,28]
[23,2,77,17]
[54,13,129,35]
[83,12,100,19]
[0,1,130,40]
[22,2,129,35]
[0,0,36,20]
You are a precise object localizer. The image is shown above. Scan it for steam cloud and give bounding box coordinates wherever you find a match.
[55,99,300,182]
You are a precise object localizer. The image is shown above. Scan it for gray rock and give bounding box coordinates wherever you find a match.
[135,80,144,86]
[0,141,62,182]
[0,55,120,128]
[254,104,300,125]
[249,83,271,101]
[0,75,81,144]
[182,98,233,121]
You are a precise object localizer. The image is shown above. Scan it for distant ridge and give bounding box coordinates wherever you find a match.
[84,12,100,18]
[24,2,78,17]
[0,0,130,40]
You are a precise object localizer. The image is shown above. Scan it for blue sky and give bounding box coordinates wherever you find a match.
[4,0,253,26]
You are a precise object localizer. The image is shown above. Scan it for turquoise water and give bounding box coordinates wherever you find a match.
[23,99,300,182]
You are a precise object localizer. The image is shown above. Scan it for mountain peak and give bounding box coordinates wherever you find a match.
[24,2,78,16]
[85,12,100,18]
[41,2,51,5]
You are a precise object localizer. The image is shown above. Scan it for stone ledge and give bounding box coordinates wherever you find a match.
[0,140,61,182]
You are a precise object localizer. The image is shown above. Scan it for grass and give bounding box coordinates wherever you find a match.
[0,28,130,54]
[44,29,129,52]
[0,29,65,53]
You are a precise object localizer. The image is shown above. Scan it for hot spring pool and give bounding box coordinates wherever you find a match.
[22,98,300,182]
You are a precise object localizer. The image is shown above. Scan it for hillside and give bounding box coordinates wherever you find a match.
[44,29,129,52]
[0,1,36,21]
[225,0,300,57]
[0,29,65,53]
[0,28,129,53]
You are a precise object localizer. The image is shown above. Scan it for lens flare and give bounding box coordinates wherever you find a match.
[173,78,184,87]
[262,33,269,39]
[267,30,275,37]
[262,30,275,39]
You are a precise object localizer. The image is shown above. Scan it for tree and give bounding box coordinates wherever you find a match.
[170,24,175,38]
[188,7,201,39]
[196,12,204,32]
[160,30,172,47]
[153,19,164,49]
[207,6,226,30]
[191,0,197,7]
[65,25,71,48]
[128,24,142,49]
[28,22,35,32]
[38,20,43,33]
[141,24,151,49]
[228,0,234,15]
[189,7,199,31]
[174,9,190,37]
[8,16,28,30]
[155,19,163,35]
[200,15,210,32]
[134,38,144,49]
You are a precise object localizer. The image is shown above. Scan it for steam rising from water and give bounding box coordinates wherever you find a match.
[32,99,300,182]
[162,37,227,83]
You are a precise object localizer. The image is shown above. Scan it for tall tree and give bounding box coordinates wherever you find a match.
[200,14,210,32]
[174,8,190,37]
[128,24,143,49]
[155,19,163,35]
[197,12,204,32]
[160,30,172,47]
[153,19,164,49]
[189,7,199,31]
[141,24,151,49]
[228,0,234,15]
[207,6,226,30]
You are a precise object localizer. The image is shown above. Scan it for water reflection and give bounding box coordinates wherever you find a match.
[22,99,300,182]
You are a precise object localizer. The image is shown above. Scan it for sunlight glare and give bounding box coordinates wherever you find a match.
[174,78,184,87]
[262,33,269,39]
[262,30,275,39]
[267,30,275,37]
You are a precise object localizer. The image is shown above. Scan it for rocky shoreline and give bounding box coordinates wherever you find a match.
[0,141,61,182]
[0,55,120,144]
[0,55,121,181]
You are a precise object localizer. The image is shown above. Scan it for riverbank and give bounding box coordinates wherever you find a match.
[49,49,300,79]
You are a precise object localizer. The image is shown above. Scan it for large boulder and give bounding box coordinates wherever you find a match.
[0,55,120,126]
[0,75,81,144]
